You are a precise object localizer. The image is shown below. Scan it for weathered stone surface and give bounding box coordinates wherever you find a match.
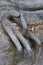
[0,0,43,65]
[21,10,43,21]
[0,20,43,65]
[11,0,43,11]
[0,23,18,65]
